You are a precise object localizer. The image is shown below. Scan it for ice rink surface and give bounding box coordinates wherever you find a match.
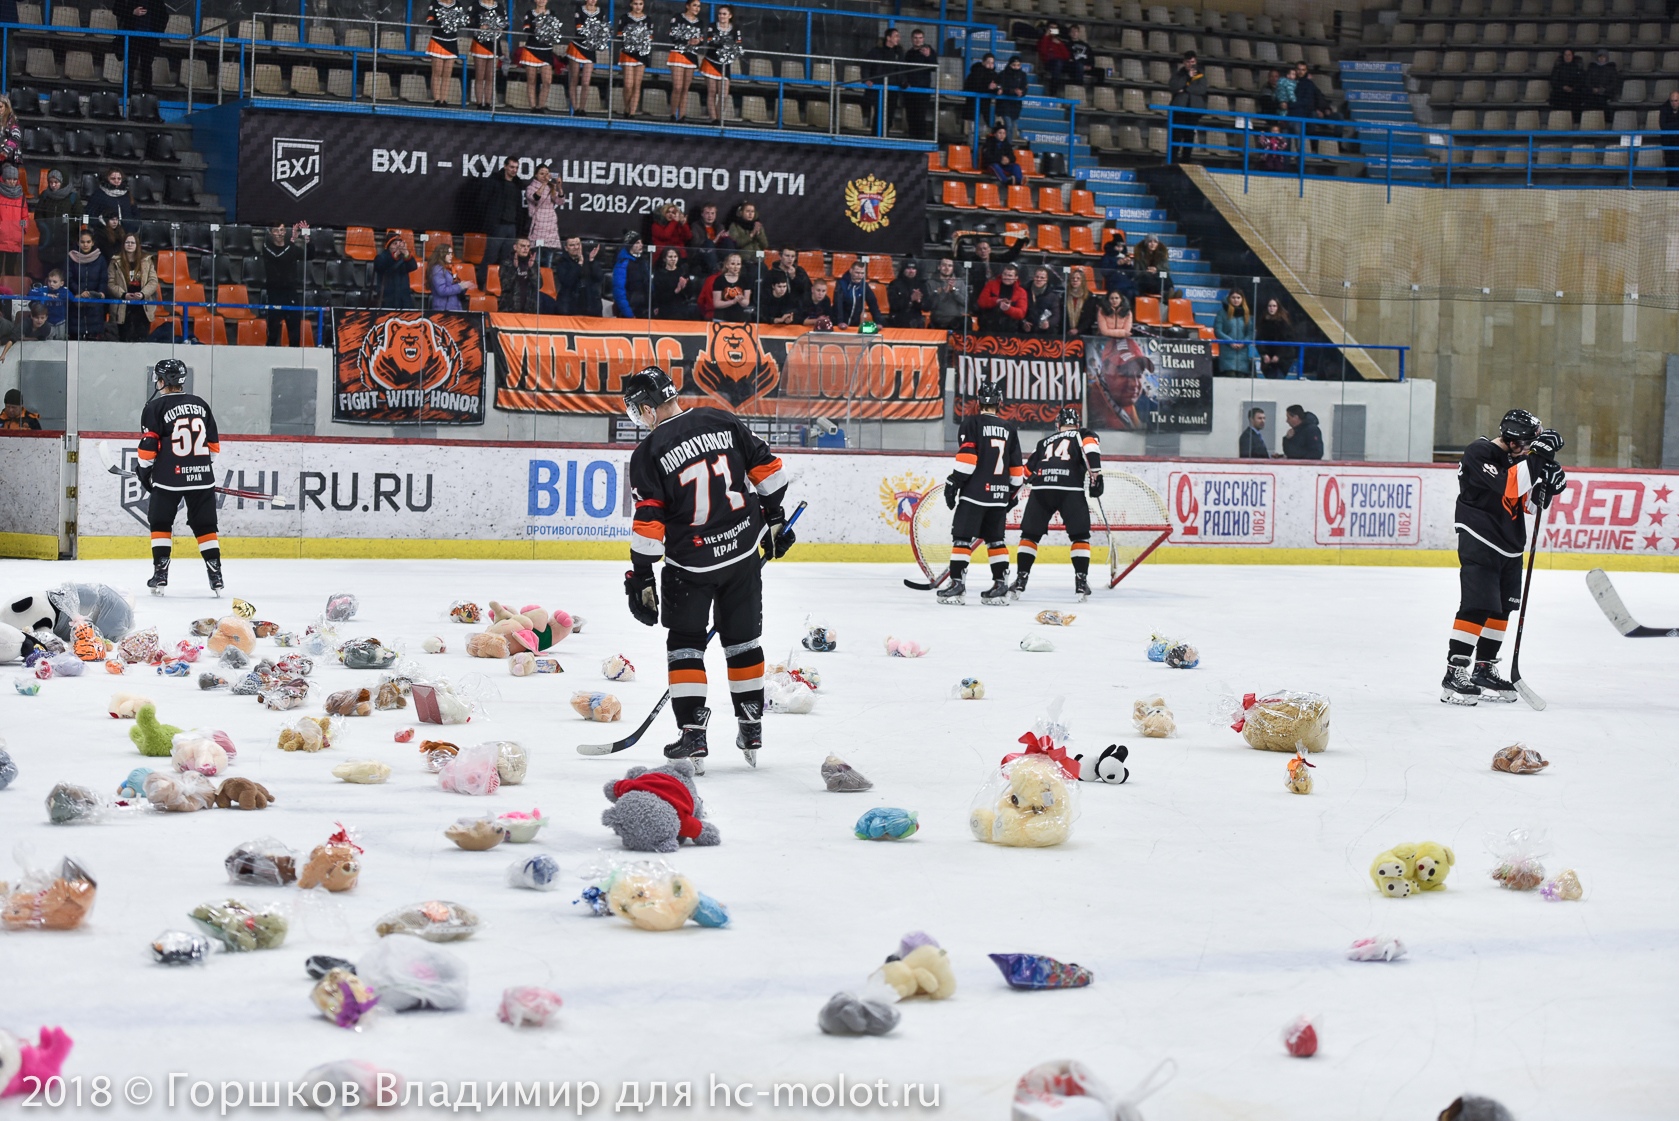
[0,556,1675,1120]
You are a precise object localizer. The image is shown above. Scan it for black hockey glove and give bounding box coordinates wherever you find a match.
[1535,460,1567,508]
[1527,428,1564,464]
[135,465,153,492]
[1007,489,1022,512]
[1087,472,1105,498]
[624,568,659,627]
[944,481,959,510]
[762,507,795,561]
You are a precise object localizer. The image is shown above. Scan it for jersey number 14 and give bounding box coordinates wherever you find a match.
[677,454,746,525]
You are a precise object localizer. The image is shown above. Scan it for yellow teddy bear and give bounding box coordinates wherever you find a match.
[1411,842,1456,890]
[969,755,1075,848]
[875,945,957,1000]
[1370,841,1455,897]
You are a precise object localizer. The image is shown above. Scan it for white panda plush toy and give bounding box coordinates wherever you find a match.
[1075,743,1130,784]
[1,592,56,636]
[0,622,43,664]
[3,586,135,643]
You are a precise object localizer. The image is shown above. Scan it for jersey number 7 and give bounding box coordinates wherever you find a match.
[677,454,746,525]
[170,416,210,457]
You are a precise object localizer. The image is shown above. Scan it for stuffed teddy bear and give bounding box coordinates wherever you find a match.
[465,632,510,659]
[108,692,152,718]
[325,688,373,717]
[129,704,183,757]
[170,731,230,776]
[277,716,335,753]
[144,771,215,813]
[874,944,957,1000]
[1132,696,1176,738]
[205,616,256,656]
[213,778,275,811]
[0,1026,74,1098]
[1412,841,1455,890]
[2,859,97,931]
[445,816,508,851]
[1369,845,1418,898]
[298,829,361,890]
[603,864,701,931]
[969,754,1075,847]
[485,601,574,655]
[601,760,720,852]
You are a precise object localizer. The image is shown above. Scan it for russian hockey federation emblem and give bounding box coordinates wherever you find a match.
[358,315,463,395]
[272,137,322,199]
[844,175,896,232]
[879,472,936,536]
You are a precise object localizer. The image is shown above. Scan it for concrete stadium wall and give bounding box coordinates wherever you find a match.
[0,432,64,559]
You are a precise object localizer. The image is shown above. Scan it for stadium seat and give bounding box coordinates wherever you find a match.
[946,145,974,173]
[468,293,497,312]
[483,265,502,296]
[1167,297,1197,327]
[344,226,377,261]
[463,232,486,264]
[1039,187,1067,215]
[540,268,556,299]
[830,252,858,278]
[154,250,191,286]
[1133,295,1162,323]
[172,280,206,309]
[797,251,826,279]
[217,284,256,320]
[1006,184,1036,212]
[1068,226,1100,255]
[235,319,269,347]
[422,230,453,255]
[866,255,895,283]
[974,181,1006,210]
[164,174,198,206]
[868,282,889,312]
[192,313,229,346]
[942,180,974,208]
[268,319,315,347]
[449,261,478,290]
[1069,189,1099,218]
[1036,225,1067,253]
[926,150,945,172]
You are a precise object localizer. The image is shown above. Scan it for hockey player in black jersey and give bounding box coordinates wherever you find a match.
[1442,408,1566,705]
[622,367,794,769]
[136,359,224,596]
[1012,405,1102,602]
[938,379,1024,606]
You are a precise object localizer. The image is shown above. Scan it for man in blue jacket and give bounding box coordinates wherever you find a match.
[612,232,649,319]
[832,260,881,328]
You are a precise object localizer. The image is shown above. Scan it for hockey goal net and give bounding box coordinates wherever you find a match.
[909,471,1169,591]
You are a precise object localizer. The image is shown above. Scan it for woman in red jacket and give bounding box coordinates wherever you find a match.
[1037,22,1073,97]
[0,162,30,292]
[650,203,691,261]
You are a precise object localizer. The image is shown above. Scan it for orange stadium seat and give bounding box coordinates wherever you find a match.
[1036,225,1066,254]
[942,180,974,209]
[468,292,498,312]
[344,226,377,261]
[388,228,417,255]
[449,260,478,290]
[154,249,190,285]
[1067,226,1099,255]
[1133,295,1162,324]
[973,181,1005,210]
[926,150,946,172]
[1005,184,1036,212]
[1069,189,1099,218]
[236,319,268,346]
[215,284,256,319]
[946,145,974,173]
[829,252,858,277]
[192,314,228,346]
[866,255,895,283]
[797,251,826,278]
[484,265,502,296]
[462,232,487,264]
[1168,297,1198,327]
[1038,187,1067,215]
[540,268,556,298]
[1018,151,1039,177]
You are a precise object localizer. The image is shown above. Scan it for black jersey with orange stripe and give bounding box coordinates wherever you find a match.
[628,406,788,573]
[1026,427,1100,491]
[949,412,1023,507]
[138,392,220,492]
[1454,436,1534,558]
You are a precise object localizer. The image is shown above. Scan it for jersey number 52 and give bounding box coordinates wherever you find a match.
[170,416,210,457]
[677,454,746,525]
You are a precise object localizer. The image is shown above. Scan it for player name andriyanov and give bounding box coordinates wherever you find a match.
[658,428,736,475]
[337,389,482,414]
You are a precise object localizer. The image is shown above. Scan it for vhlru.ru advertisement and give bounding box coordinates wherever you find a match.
[1167,470,1274,543]
[1314,474,1422,546]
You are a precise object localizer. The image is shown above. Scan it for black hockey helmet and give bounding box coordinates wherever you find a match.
[153,358,188,388]
[623,366,677,427]
[1056,404,1081,429]
[976,379,1004,411]
[1499,408,1540,446]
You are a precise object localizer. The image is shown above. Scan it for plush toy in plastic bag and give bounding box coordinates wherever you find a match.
[507,853,560,891]
[1011,1059,1179,1121]
[497,809,546,842]
[325,688,373,717]
[144,771,216,814]
[151,929,212,965]
[225,838,299,886]
[593,860,717,932]
[374,900,481,942]
[766,675,817,714]
[801,616,837,652]
[445,816,508,851]
[970,701,1081,847]
[258,677,311,711]
[955,677,985,700]
[885,635,928,658]
[298,826,363,892]
[340,638,398,670]
[438,743,502,795]
[170,729,230,776]
[854,807,919,840]
[818,993,899,1036]
[1131,696,1175,738]
[1145,633,1175,662]
[493,741,528,786]
[499,987,562,1028]
[449,600,481,624]
[46,782,104,824]
[332,760,392,784]
[277,715,339,753]
[1488,827,1549,892]
[1286,751,1315,795]
[1541,869,1583,901]
[189,899,288,951]
[324,594,360,622]
[2,856,97,931]
[45,582,135,642]
[311,967,379,1029]
[569,691,621,722]
[358,935,469,1011]
[1221,691,1331,753]
[822,754,872,792]
[0,748,18,791]
[1346,935,1406,962]
[601,654,636,681]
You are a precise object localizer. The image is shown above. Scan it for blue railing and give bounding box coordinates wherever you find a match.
[1164,106,1678,196]
[1216,339,1409,381]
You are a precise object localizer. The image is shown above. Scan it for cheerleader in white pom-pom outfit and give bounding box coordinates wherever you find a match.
[666,0,705,121]
[615,0,653,117]
[426,0,473,105]
[567,0,611,113]
[468,0,509,109]
[516,0,566,110]
[698,5,742,124]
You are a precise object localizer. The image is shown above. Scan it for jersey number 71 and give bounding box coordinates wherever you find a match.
[677,454,746,525]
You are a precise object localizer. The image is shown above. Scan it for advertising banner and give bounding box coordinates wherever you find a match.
[1315,473,1422,546]
[946,334,1084,427]
[1085,334,1213,433]
[237,109,928,254]
[1167,470,1276,544]
[332,311,487,426]
[490,316,945,420]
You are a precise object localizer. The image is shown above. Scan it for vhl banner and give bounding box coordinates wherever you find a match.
[332,310,487,426]
[489,315,946,420]
[236,109,928,254]
[946,334,1086,427]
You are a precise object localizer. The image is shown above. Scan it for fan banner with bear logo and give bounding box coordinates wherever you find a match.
[332,310,488,426]
[489,315,947,420]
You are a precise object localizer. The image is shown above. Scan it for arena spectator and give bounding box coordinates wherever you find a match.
[885,257,929,327]
[1090,290,1132,337]
[499,237,543,313]
[901,29,938,140]
[93,214,127,261]
[801,276,836,329]
[427,241,468,312]
[833,259,880,328]
[66,229,107,340]
[262,222,307,345]
[1169,51,1207,162]
[926,256,969,330]
[1282,404,1323,460]
[1134,233,1170,297]
[700,252,752,322]
[1549,48,1585,123]
[1066,25,1092,89]
[371,234,418,309]
[1256,298,1296,377]
[554,235,603,315]
[1037,22,1072,97]
[27,269,68,329]
[477,156,526,288]
[0,163,28,287]
[114,0,166,93]
[1258,69,1281,117]
[771,246,811,301]
[1238,406,1271,458]
[1063,267,1092,332]
[997,57,1029,135]
[651,247,696,318]
[32,169,79,272]
[977,262,1028,333]
[1,388,40,428]
[698,4,741,125]
[1662,90,1679,187]
[88,168,139,226]
[105,231,157,342]
[725,202,770,258]
[1023,265,1062,334]
[526,166,562,262]
[1291,63,1324,121]
[1099,232,1135,297]
[1213,290,1254,375]
[1584,51,1618,117]
[1259,123,1288,171]
[980,123,1023,186]
[0,97,20,174]
[1274,65,1296,117]
[865,27,903,135]
[964,53,1001,127]
[612,231,649,318]
[967,234,1024,286]
[15,301,62,341]
[688,202,724,275]
[758,272,800,325]
[650,202,691,260]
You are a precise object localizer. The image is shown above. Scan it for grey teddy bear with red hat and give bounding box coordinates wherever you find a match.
[601,760,721,852]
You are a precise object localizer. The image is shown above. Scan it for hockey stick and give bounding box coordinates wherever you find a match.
[96,441,296,505]
[1507,503,1547,711]
[577,500,806,757]
[1585,569,1679,637]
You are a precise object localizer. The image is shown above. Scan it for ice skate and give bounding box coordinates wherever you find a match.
[1074,573,1091,602]
[664,707,710,771]
[205,557,224,596]
[1471,659,1518,703]
[146,559,169,596]
[736,720,762,768]
[1009,571,1029,600]
[1440,655,1479,706]
[936,578,966,606]
[980,578,1011,606]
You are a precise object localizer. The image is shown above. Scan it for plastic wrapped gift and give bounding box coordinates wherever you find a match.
[1488,827,1549,892]
[1222,691,1331,753]
[1131,696,1175,738]
[144,771,216,814]
[988,953,1093,990]
[438,744,502,795]
[331,759,392,784]
[593,860,709,932]
[499,986,562,1028]
[493,741,528,785]
[312,968,379,1029]
[189,898,288,951]
[358,936,468,1011]
[854,807,919,840]
[46,782,104,823]
[151,929,211,965]
[818,993,899,1036]
[507,853,560,890]
[569,691,622,722]
[324,593,360,622]
[445,816,508,851]
[497,809,546,843]
[969,703,1081,848]
[225,837,299,886]
[2,856,97,930]
[374,900,481,942]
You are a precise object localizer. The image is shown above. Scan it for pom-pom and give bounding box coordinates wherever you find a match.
[421,636,446,654]
[884,635,928,658]
[324,594,359,621]
[601,654,636,681]
[854,806,919,840]
[821,754,872,792]
[569,692,621,722]
[1164,642,1199,668]
[957,677,985,699]
[499,987,562,1028]
[1282,1015,1318,1057]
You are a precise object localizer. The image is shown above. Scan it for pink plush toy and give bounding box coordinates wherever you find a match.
[486,602,574,655]
[884,636,928,658]
[0,1026,74,1098]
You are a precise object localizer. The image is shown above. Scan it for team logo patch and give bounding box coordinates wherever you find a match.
[115,446,152,528]
[844,174,897,233]
[272,137,323,199]
[358,315,464,395]
[879,472,936,536]
[690,321,781,409]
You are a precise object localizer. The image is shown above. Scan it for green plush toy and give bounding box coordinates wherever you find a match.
[129,704,183,757]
